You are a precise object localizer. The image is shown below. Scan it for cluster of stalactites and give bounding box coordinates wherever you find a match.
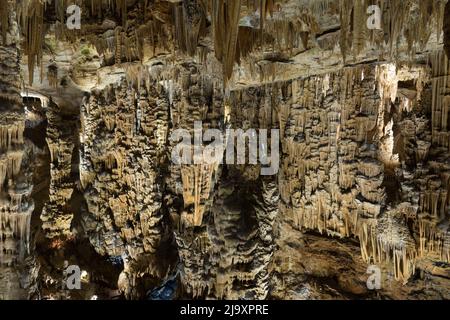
[0,118,25,191]
[208,0,447,84]
[82,1,177,67]
[209,0,278,84]
[339,0,447,63]
[418,219,450,263]
[0,210,33,266]
[4,0,282,85]
[273,62,439,284]
[0,120,24,150]
[4,0,132,84]
[4,0,449,87]
[363,213,417,284]
[53,0,128,27]
[180,164,217,227]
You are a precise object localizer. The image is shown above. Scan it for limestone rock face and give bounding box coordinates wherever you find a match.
[0,0,35,299]
[0,0,450,300]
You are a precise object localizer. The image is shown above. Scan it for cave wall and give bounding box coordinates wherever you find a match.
[0,0,35,299]
[0,0,449,300]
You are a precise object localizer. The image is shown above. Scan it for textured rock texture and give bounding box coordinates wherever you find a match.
[0,0,449,300]
[0,0,36,299]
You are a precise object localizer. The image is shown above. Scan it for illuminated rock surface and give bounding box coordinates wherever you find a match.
[0,0,449,299]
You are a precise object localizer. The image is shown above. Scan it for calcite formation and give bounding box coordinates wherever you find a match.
[0,0,35,299]
[79,78,173,298]
[40,100,78,238]
[0,0,449,300]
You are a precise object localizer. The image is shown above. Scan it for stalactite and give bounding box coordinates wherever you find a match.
[339,0,353,63]
[258,0,275,43]
[337,0,445,63]
[7,151,23,178]
[445,0,450,59]
[351,0,366,57]
[174,0,206,56]
[19,0,45,84]
[418,218,450,264]
[278,103,290,139]
[373,214,417,284]
[434,0,446,44]
[181,164,216,227]
[116,0,127,27]
[386,0,409,57]
[211,0,241,84]
[0,0,9,42]
[0,121,24,150]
